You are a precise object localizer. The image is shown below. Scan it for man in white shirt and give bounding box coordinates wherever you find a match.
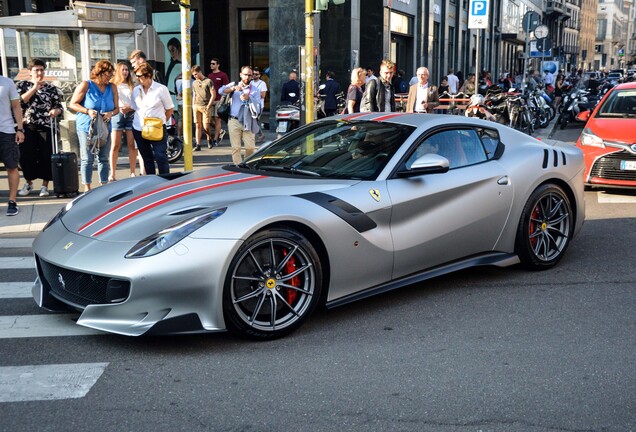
[252,67,268,142]
[406,67,440,113]
[0,76,25,216]
[544,69,555,86]
[447,68,460,94]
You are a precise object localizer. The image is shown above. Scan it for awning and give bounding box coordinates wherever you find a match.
[0,10,142,33]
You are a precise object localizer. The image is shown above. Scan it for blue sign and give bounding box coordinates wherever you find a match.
[471,0,487,15]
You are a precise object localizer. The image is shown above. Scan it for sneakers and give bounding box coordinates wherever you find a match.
[6,200,19,216]
[39,186,49,197]
[218,129,226,142]
[18,183,32,196]
[208,140,217,149]
[194,145,201,151]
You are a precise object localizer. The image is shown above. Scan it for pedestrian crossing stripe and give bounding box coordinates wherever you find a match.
[0,257,34,269]
[0,363,108,403]
[0,314,105,339]
[0,238,33,248]
[0,282,32,298]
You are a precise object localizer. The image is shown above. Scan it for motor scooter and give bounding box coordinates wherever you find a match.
[166,114,183,163]
[275,92,300,136]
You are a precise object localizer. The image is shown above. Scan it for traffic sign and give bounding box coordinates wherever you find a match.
[522,11,541,33]
[468,0,490,29]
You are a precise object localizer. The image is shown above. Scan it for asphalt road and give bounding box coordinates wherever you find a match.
[1,123,634,432]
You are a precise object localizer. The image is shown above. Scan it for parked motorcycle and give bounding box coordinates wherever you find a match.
[558,88,598,129]
[166,114,183,163]
[276,92,300,136]
[465,94,497,121]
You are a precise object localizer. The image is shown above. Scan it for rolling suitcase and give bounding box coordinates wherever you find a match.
[50,119,79,198]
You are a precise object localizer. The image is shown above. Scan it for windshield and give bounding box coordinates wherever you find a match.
[596,89,636,118]
[240,120,415,180]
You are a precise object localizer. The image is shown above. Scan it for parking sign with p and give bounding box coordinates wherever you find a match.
[468,0,490,29]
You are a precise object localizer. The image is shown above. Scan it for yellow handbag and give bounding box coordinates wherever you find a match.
[141,117,164,141]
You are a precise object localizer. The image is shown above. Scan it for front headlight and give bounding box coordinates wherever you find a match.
[579,128,605,148]
[125,208,226,258]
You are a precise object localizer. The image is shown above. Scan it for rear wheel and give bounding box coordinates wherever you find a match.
[515,184,573,270]
[223,228,323,339]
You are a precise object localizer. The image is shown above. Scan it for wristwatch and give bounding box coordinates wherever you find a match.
[17,128,25,133]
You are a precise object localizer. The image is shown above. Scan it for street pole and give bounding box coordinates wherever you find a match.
[180,0,193,171]
[304,0,314,125]
[475,29,480,96]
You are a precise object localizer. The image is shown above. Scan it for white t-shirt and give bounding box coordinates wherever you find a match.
[117,82,133,110]
[447,74,459,94]
[415,84,429,112]
[130,81,175,130]
[0,76,19,134]
[252,79,268,108]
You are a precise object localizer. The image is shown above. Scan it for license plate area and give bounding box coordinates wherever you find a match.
[620,160,636,171]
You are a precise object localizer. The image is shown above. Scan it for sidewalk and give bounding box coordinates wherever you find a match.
[1,127,278,235]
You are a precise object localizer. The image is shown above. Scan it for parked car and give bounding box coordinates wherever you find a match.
[576,81,636,189]
[33,114,585,339]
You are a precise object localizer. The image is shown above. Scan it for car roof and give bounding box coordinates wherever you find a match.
[328,112,500,129]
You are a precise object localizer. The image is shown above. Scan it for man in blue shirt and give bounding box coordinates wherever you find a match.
[220,66,262,164]
[281,71,300,105]
[319,71,341,116]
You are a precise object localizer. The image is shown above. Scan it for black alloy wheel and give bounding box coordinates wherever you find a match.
[515,184,574,270]
[223,227,323,339]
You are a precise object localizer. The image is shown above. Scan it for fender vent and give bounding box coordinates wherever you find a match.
[167,206,210,216]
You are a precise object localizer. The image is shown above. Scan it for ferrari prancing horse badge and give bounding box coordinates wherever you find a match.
[369,189,381,202]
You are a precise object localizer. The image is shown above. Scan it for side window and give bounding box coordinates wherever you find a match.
[407,129,487,169]
[477,128,501,159]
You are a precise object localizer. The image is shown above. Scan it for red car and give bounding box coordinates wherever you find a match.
[576,81,636,189]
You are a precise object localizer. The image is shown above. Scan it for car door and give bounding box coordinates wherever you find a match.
[387,127,514,279]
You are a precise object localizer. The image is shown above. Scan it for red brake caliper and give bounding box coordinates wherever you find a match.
[529,207,539,247]
[282,249,299,304]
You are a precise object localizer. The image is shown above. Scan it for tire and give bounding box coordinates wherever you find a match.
[537,111,550,129]
[166,135,183,163]
[223,227,323,339]
[559,112,570,129]
[515,184,574,270]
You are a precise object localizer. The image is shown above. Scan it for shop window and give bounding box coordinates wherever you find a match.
[241,10,268,31]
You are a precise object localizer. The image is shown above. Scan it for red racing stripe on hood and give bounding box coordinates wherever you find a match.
[373,113,408,122]
[78,172,239,233]
[90,175,266,237]
[341,113,369,120]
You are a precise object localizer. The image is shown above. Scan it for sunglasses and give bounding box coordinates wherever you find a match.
[210,62,217,65]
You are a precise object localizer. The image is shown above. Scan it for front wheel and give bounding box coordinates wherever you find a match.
[166,135,183,163]
[515,184,574,270]
[223,228,323,339]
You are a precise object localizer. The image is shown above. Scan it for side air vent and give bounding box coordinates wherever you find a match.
[542,149,549,169]
[167,207,210,216]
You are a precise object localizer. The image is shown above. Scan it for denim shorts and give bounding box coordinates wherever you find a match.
[112,112,134,131]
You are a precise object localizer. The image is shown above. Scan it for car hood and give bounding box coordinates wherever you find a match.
[588,117,636,144]
[62,167,359,242]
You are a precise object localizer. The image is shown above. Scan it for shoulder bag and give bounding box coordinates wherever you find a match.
[139,87,164,141]
[217,93,231,123]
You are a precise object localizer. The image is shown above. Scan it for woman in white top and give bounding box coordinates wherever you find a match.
[130,63,174,175]
[109,62,140,180]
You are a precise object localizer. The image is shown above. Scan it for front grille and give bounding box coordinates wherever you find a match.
[37,255,129,308]
[590,150,636,181]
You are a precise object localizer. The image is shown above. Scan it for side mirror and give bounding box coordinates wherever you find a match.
[576,110,591,122]
[397,154,450,177]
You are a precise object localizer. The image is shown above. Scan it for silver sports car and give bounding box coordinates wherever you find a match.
[33,113,585,339]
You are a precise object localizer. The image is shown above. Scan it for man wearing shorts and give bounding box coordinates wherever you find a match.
[207,58,229,147]
[191,65,216,151]
[0,75,25,216]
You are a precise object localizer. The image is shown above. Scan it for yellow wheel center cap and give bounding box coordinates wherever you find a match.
[541,222,548,231]
[266,278,277,290]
